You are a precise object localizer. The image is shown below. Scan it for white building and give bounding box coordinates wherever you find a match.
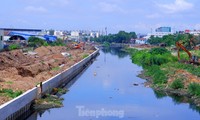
[189,30,200,36]
[135,38,147,44]
[90,31,100,38]
[151,32,173,38]
[71,31,79,37]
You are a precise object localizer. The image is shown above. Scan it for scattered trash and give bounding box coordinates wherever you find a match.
[27,51,37,55]
[61,52,71,57]
[59,64,65,68]
[133,83,139,86]
[94,72,97,76]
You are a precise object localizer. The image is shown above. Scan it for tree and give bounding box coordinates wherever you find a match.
[91,31,137,43]
[28,37,47,47]
[148,36,162,45]
[129,32,137,39]
[162,35,175,46]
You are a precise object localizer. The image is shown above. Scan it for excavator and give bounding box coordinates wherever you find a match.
[176,41,200,65]
[73,42,85,49]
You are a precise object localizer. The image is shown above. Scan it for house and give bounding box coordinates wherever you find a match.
[135,38,147,44]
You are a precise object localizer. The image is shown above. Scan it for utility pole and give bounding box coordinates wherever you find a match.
[105,27,107,36]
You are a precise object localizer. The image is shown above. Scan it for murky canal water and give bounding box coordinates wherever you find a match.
[27,47,200,120]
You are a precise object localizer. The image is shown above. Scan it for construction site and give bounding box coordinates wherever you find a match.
[0,43,95,105]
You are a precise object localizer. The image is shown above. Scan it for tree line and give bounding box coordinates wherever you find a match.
[148,33,200,48]
[91,31,137,43]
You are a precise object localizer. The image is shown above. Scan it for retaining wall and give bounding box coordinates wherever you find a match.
[0,48,99,120]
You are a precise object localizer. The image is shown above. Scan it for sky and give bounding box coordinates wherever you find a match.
[0,0,200,34]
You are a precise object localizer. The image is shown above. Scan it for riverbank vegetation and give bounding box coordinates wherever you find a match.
[128,47,200,101]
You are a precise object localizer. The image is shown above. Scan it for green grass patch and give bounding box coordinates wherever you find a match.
[145,65,168,85]
[170,78,184,89]
[0,89,23,98]
[8,44,20,50]
[51,66,60,71]
[5,81,13,84]
[82,54,89,59]
[188,83,200,97]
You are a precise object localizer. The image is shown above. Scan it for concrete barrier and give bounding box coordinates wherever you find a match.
[0,48,99,120]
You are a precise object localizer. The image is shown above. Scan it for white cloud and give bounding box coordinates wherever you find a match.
[194,24,200,30]
[99,2,125,13]
[25,6,47,13]
[157,0,194,13]
[49,0,69,7]
[21,0,69,6]
[146,13,161,19]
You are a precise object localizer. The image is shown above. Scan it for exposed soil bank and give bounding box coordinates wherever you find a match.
[0,44,95,105]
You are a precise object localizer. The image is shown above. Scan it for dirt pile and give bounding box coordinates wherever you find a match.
[168,69,200,87]
[0,44,95,105]
[0,50,35,70]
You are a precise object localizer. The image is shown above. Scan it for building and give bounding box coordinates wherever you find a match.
[0,28,42,41]
[184,29,200,36]
[155,27,171,32]
[135,38,147,44]
[71,31,79,37]
[0,30,3,50]
[148,27,173,38]
[90,31,100,38]
[0,28,58,42]
[189,30,200,36]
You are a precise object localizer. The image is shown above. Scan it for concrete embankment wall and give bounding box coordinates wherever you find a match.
[0,48,99,120]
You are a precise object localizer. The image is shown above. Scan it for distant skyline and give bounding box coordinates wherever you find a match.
[0,0,200,34]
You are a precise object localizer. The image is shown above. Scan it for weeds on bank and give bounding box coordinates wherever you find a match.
[0,89,23,98]
[188,83,200,97]
[82,54,89,59]
[51,66,60,71]
[130,47,200,97]
[170,78,184,89]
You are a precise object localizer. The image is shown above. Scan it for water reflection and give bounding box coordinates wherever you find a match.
[101,47,128,59]
[153,90,200,114]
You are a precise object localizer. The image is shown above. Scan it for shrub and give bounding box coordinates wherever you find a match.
[43,41,49,46]
[188,83,200,97]
[103,42,110,47]
[152,69,167,84]
[0,89,23,98]
[145,65,167,84]
[49,38,65,46]
[170,78,184,89]
[131,50,176,67]
[149,47,170,55]
[28,37,47,47]
[82,54,89,59]
[8,44,20,50]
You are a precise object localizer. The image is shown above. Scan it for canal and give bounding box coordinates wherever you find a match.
[27,47,200,120]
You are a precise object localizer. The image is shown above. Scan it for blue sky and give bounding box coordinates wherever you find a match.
[0,0,200,34]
